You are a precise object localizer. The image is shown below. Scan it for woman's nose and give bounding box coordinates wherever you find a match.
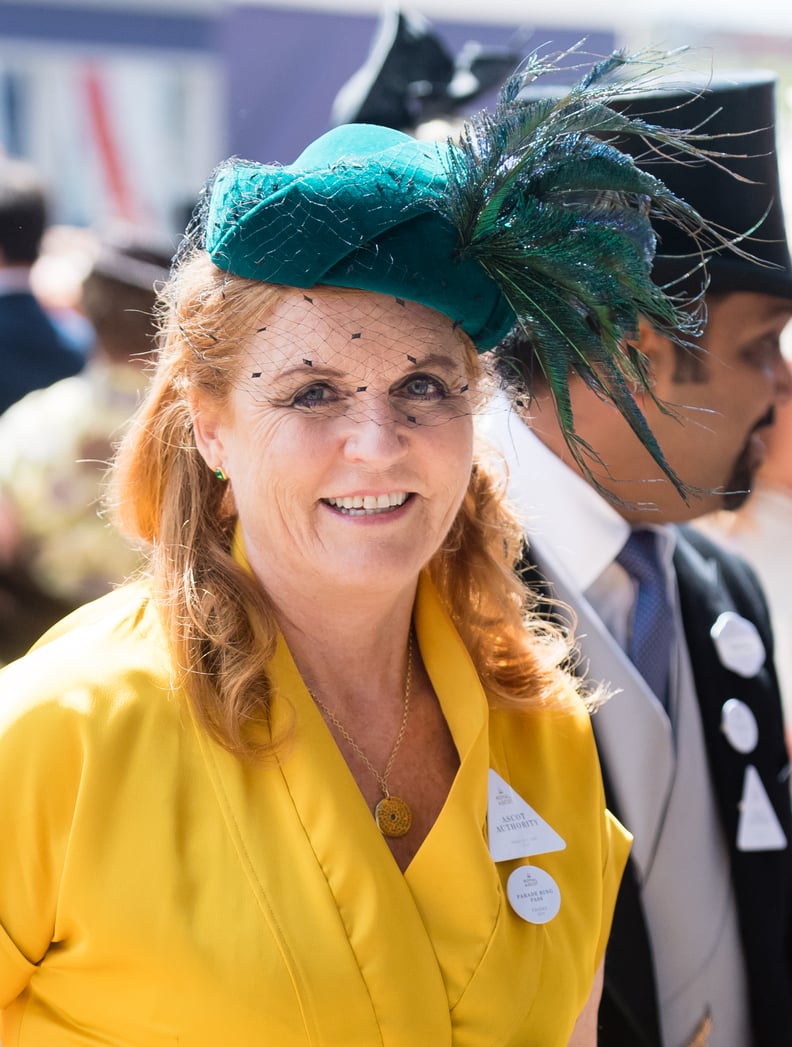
[341,399,409,464]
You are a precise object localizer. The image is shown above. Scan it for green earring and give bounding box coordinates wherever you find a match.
[214,466,228,482]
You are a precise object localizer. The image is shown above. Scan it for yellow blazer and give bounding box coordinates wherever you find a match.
[0,573,629,1045]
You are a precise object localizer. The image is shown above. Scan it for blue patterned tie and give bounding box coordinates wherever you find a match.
[616,529,675,708]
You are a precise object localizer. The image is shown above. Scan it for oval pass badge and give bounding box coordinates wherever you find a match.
[507,865,561,924]
[721,698,759,754]
[710,612,765,678]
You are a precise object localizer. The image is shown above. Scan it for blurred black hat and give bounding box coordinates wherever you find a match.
[331,7,521,131]
[91,225,174,291]
[613,72,792,300]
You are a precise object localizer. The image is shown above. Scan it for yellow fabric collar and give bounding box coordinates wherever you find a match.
[231,520,251,575]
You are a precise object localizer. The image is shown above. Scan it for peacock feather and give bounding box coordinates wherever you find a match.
[439,47,758,499]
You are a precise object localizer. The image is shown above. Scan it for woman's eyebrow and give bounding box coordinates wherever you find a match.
[264,352,462,377]
[257,362,347,381]
[404,352,461,371]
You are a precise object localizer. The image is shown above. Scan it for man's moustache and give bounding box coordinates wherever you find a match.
[752,405,776,432]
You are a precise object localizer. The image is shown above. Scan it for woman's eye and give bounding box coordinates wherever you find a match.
[292,383,336,408]
[400,374,447,400]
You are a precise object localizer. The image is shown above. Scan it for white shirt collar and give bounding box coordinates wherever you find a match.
[480,392,675,591]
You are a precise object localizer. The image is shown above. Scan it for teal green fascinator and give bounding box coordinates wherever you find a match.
[197,49,734,494]
[205,123,514,350]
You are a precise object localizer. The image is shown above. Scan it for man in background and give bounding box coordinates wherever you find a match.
[0,156,86,415]
[0,228,171,663]
[331,6,520,134]
[485,74,792,1046]
[696,344,792,750]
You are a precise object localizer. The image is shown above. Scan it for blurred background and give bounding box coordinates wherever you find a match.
[1,0,791,236]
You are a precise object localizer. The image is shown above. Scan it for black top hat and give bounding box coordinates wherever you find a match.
[613,72,792,300]
[331,8,521,131]
[91,226,174,291]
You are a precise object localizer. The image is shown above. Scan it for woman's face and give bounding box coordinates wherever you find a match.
[192,286,476,603]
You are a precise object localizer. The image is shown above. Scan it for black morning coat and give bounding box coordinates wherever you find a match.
[521,525,792,1046]
[0,291,84,415]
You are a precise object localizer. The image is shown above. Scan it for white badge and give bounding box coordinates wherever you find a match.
[736,764,788,852]
[710,612,765,678]
[721,698,759,754]
[487,769,566,862]
[507,865,562,924]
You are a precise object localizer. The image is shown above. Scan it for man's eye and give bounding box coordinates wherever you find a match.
[293,383,336,407]
[400,374,447,400]
[742,338,781,372]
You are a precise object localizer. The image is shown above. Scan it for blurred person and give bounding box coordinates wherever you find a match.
[331,6,520,132]
[0,157,86,414]
[485,74,792,1046]
[30,223,100,354]
[0,229,171,664]
[0,53,718,1045]
[696,345,792,751]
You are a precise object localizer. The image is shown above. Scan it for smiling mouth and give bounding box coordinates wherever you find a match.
[323,492,410,515]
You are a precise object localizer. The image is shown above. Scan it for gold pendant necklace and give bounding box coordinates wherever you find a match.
[309,634,413,838]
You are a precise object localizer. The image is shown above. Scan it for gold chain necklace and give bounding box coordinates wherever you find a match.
[309,634,413,838]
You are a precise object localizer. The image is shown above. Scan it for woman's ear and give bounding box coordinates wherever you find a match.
[189,391,226,472]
